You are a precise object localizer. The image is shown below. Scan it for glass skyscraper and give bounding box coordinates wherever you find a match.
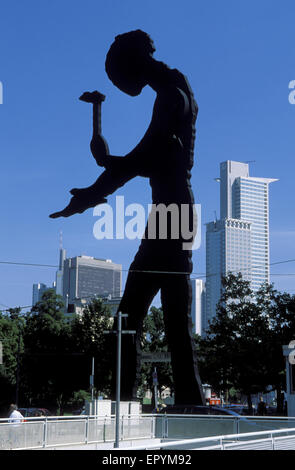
[205,161,277,331]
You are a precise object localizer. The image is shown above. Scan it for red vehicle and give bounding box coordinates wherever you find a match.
[18,407,51,418]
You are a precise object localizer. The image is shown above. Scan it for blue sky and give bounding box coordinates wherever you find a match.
[0,0,294,310]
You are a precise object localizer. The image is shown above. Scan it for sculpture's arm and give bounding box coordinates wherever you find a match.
[92,86,190,177]
[49,167,135,219]
[49,87,189,219]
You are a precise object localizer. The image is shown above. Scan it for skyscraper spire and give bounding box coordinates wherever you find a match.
[56,232,66,296]
[59,230,63,250]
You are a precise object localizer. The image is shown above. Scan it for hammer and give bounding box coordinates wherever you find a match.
[79,90,109,166]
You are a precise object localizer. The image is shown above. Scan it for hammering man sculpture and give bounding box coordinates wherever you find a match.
[50,30,205,405]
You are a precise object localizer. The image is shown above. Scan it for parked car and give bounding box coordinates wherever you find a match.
[156,404,242,416]
[72,408,84,415]
[156,404,279,434]
[221,404,250,415]
[18,407,51,418]
[71,406,86,415]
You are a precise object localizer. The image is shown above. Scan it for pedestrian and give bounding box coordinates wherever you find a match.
[7,404,24,449]
[8,404,23,423]
[257,397,267,416]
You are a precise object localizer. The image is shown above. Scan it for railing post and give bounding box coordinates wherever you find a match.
[103,417,106,442]
[152,415,155,438]
[236,417,240,437]
[271,432,275,450]
[85,416,89,444]
[164,415,168,438]
[42,418,47,448]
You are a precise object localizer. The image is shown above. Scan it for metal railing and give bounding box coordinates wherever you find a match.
[2,413,295,450]
[154,413,295,440]
[130,427,295,450]
[0,414,154,450]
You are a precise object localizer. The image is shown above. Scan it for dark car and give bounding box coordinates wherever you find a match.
[72,407,86,415]
[157,404,241,416]
[155,404,268,433]
[222,404,250,415]
[18,407,51,418]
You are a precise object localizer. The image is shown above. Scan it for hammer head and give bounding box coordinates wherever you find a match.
[79,90,106,104]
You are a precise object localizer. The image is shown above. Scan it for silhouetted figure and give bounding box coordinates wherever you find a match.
[257,397,267,416]
[50,30,205,405]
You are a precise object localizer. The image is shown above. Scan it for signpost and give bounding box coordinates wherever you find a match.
[141,352,171,410]
[141,352,171,363]
[90,357,95,400]
[152,367,159,410]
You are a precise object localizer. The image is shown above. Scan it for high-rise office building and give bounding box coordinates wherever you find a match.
[63,255,122,312]
[55,248,66,296]
[32,246,122,314]
[190,279,206,336]
[205,161,277,331]
[32,282,56,306]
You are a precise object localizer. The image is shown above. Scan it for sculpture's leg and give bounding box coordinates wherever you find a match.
[111,268,160,401]
[161,274,205,405]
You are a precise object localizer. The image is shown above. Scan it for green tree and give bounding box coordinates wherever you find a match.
[199,273,273,410]
[0,308,24,414]
[70,298,113,397]
[140,307,173,405]
[22,289,72,413]
[257,284,295,412]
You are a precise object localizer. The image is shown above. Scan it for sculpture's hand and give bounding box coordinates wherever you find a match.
[90,135,109,167]
[49,193,107,219]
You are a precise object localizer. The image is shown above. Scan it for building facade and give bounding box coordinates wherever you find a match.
[32,249,122,314]
[62,255,122,313]
[32,282,56,306]
[205,160,277,332]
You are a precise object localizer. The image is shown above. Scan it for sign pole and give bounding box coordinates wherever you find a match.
[90,356,95,401]
[153,367,159,410]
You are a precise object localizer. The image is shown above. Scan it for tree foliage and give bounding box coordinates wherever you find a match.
[198,273,295,410]
[0,308,24,412]
[140,307,173,402]
[1,275,295,416]
[21,290,71,412]
[70,298,113,396]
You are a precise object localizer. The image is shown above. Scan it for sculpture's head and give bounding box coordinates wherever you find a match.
[105,30,156,96]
